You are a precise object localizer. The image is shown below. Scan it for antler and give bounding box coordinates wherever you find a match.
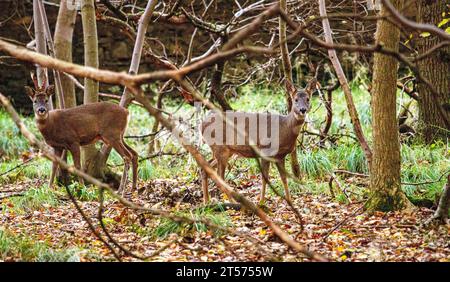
[30,71,47,91]
[41,74,47,90]
[30,71,39,90]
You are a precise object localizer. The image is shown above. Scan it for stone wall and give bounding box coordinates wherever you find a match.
[0,0,216,113]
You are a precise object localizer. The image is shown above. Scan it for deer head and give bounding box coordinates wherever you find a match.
[25,74,54,120]
[25,85,55,120]
[285,78,317,120]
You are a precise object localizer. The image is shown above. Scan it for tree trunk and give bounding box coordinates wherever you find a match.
[210,61,232,111]
[53,0,78,185]
[80,0,101,178]
[279,0,301,178]
[33,0,51,109]
[54,0,77,109]
[366,0,412,212]
[93,0,159,187]
[416,0,450,143]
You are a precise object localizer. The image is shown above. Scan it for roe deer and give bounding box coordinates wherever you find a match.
[25,81,138,195]
[201,78,317,204]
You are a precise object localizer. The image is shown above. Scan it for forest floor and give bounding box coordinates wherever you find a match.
[1,175,449,262]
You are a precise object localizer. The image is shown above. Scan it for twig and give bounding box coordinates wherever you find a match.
[0,192,25,200]
[0,157,35,177]
[64,184,122,261]
[322,198,369,240]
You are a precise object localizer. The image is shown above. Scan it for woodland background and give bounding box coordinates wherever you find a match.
[0,0,449,262]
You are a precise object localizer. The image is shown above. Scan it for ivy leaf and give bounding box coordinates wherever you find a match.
[438,18,449,28]
[420,32,431,38]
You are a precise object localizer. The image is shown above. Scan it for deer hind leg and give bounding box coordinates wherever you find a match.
[216,154,229,181]
[215,149,232,201]
[275,158,292,203]
[108,139,133,196]
[123,142,138,191]
[259,159,270,204]
[49,147,64,189]
[201,159,217,203]
[68,143,84,186]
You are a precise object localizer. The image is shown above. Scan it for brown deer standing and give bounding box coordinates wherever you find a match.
[25,78,138,195]
[201,78,316,204]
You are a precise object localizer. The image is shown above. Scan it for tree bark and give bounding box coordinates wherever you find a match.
[33,0,51,109]
[416,0,450,143]
[119,0,158,108]
[80,0,101,177]
[94,0,158,182]
[54,0,77,109]
[279,0,301,178]
[50,0,78,185]
[366,0,412,212]
[210,61,232,111]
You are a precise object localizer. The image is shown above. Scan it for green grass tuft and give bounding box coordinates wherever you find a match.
[5,186,62,213]
[0,228,81,262]
[152,207,232,239]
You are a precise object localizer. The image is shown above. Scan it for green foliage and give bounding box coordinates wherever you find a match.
[66,183,99,202]
[0,111,37,159]
[152,207,232,239]
[401,143,449,203]
[138,159,153,181]
[0,158,52,184]
[298,149,333,177]
[0,228,80,262]
[6,186,62,213]
[231,85,287,113]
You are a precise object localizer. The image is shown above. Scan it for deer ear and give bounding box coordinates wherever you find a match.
[25,86,35,100]
[46,85,55,96]
[305,78,318,95]
[285,79,296,97]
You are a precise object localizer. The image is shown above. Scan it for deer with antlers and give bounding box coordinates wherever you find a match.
[25,75,138,195]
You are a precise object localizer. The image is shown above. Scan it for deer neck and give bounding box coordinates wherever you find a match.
[286,109,305,136]
[35,113,53,134]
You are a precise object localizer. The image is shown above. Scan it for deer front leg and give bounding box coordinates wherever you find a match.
[259,159,270,205]
[69,144,84,186]
[275,158,292,204]
[201,159,217,203]
[48,147,63,189]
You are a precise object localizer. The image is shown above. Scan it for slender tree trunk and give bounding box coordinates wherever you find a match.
[119,0,158,108]
[318,0,373,169]
[210,61,232,111]
[93,0,158,186]
[366,0,412,212]
[279,0,301,178]
[33,0,51,109]
[80,0,101,177]
[51,0,77,185]
[416,0,450,143]
[54,0,77,109]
